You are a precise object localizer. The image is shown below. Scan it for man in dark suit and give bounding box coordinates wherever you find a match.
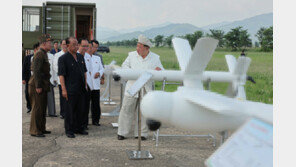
[58,37,88,138]
[22,42,40,113]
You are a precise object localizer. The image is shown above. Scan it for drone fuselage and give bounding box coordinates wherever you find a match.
[141,87,272,132]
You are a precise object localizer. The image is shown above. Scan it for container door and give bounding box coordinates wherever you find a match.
[45,4,71,41]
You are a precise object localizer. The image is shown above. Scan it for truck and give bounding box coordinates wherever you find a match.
[22,1,97,49]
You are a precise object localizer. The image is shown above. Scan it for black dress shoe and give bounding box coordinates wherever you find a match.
[31,134,45,137]
[43,130,51,134]
[75,130,88,135]
[92,122,101,126]
[118,135,125,140]
[27,109,31,113]
[49,115,57,117]
[135,136,147,140]
[60,115,64,119]
[66,133,75,138]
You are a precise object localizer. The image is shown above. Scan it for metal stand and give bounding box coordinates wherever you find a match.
[152,80,216,147]
[101,74,116,105]
[101,81,125,117]
[219,130,229,144]
[127,89,153,160]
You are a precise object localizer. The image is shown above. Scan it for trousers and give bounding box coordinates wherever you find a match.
[91,89,101,124]
[25,83,31,110]
[64,94,84,134]
[47,84,56,116]
[29,86,48,135]
[58,85,66,117]
[117,96,148,137]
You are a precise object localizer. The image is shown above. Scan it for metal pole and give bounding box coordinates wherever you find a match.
[162,78,166,91]
[205,78,211,90]
[126,88,152,159]
[108,74,111,103]
[137,90,141,151]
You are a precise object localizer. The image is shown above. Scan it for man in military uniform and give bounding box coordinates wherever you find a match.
[28,34,52,137]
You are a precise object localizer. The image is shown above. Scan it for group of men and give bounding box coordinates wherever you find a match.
[23,34,164,140]
[22,34,105,138]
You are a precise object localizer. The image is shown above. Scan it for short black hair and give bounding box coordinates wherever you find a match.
[90,40,99,46]
[65,37,76,45]
[33,42,40,50]
[78,38,89,44]
[53,41,59,44]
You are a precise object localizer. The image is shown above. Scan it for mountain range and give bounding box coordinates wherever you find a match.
[97,13,273,43]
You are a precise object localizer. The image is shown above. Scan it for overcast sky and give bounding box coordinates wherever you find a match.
[23,0,273,31]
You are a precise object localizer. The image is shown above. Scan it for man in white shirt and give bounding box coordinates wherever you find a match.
[53,39,67,119]
[77,38,90,133]
[47,52,57,117]
[84,40,104,126]
[117,35,164,140]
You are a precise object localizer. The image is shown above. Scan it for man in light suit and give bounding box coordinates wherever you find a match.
[117,35,164,140]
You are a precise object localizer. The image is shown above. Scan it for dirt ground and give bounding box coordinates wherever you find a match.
[22,79,222,167]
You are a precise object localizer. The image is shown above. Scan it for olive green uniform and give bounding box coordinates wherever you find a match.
[28,48,51,135]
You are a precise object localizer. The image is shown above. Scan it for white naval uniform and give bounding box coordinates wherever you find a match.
[53,50,65,85]
[84,53,104,90]
[118,51,164,137]
[47,52,56,116]
[84,52,104,125]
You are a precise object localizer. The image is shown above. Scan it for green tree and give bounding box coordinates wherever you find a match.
[224,26,252,51]
[208,29,225,47]
[256,27,266,47]
[257,26,273,51]
[154,35,164,47]
[164,35,174,47]
[184,34,193,47]
[184,31,204,48]
[254,41,259,48]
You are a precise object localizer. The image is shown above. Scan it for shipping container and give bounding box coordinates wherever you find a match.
[22,1,96,49]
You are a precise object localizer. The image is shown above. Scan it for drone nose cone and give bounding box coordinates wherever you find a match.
[112,74,121,81]
[141,91,173,123]
[146,119,161,131]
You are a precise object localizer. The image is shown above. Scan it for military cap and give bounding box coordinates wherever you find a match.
[38,34,53,43]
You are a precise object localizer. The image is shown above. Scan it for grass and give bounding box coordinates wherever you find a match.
[100,46,273,104]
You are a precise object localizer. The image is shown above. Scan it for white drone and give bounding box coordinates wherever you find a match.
[113,37,273,132]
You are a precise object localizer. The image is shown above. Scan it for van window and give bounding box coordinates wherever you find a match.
[23,8,40,32]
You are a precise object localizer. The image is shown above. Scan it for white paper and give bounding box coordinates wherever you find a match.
[206,118,273,167]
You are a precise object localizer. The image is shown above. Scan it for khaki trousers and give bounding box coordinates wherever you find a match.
[117,96,148,137]
[29,86,48,135]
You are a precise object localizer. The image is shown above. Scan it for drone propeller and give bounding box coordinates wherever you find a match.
[172,37,192,71]
[225,55,251,100]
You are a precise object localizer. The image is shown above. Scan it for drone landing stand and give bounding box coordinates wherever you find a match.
[126,150,153,160]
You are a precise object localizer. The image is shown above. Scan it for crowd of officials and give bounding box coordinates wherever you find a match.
[22,34,105,138]
[22,34,164,140]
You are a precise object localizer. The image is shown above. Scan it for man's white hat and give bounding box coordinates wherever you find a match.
[138,34,152,48]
